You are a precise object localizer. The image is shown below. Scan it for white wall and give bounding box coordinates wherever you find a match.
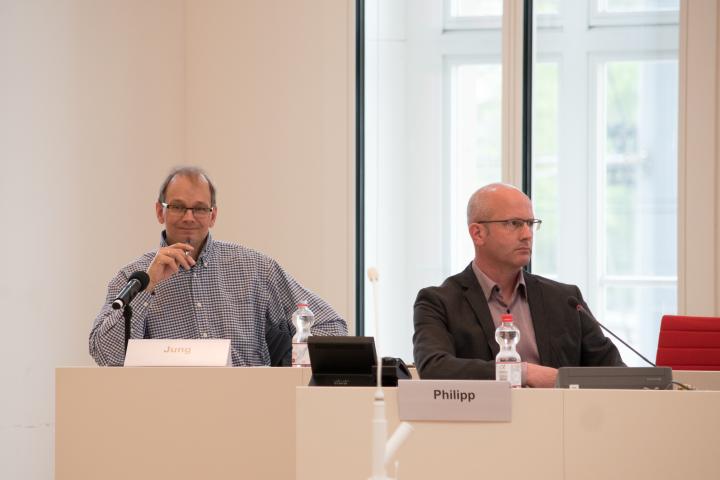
[0,2,184,478]
[184,0,355,330]
[678,0,720,315]
[0,1,354,478]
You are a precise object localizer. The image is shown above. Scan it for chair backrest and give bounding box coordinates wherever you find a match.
[656,315,720,370]
[265,317,292,367]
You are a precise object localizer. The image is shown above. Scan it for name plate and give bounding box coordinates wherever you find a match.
[397,379,511,422]
[124,339,232,367]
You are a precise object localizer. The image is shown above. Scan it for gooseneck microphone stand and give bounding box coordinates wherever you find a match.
[367,267,414,480]
[123,304,133,355]
[112,271,150,357]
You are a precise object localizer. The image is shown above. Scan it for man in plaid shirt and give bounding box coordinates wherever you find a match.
[89,166,347,366]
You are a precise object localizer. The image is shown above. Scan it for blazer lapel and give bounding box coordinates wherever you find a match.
[524,272,555,366]
[458,264,500,357]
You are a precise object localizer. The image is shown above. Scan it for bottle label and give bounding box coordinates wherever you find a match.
[496,362,522,387]
[291,343,311,367]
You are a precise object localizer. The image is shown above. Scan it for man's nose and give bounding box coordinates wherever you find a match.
[519,222,533,238]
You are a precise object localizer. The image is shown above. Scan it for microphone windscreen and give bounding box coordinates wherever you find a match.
[567,297,580,309]
[129,271,150,291]
[367,267,379,282]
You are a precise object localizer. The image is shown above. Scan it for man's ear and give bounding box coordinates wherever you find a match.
[155,202,165,225]
[208,206,218,228]
[469,223,487,246]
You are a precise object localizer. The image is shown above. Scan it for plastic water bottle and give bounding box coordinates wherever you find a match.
[495,313,522,387]
[291,301,314,367]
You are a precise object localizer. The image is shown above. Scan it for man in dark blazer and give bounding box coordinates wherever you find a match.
[413,183,624,387]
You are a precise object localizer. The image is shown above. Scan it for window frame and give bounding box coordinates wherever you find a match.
[589,0,679,27]
[357,0,720,354]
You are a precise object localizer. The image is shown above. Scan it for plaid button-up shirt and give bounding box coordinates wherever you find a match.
[89,233,347,366]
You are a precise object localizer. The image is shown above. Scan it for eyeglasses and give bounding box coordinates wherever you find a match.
[161,202,214,219]
[474,218,542,232]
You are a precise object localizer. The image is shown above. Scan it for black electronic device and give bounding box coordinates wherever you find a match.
[374,357,412,386]
[555,366,673,389]
[308,336,377,386]
[307,337,412,387]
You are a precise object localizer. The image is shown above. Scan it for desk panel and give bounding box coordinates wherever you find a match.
[297,387,720,480]
[296,387,563,480]
[673,370,720,391]
[56,367,305,480]
[563,389,720,480]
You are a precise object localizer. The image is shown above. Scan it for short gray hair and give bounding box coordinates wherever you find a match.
[158,166,217,207]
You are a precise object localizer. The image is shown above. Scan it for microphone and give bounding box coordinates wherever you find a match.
[367,266,386,479]
[367,267,380,351]
[112,271,150,310]
[567,296,656,367]
[366,266,413,480]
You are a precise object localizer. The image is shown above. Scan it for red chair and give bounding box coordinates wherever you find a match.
[656,315,720,370]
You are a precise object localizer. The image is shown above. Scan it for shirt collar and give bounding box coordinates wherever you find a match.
[471,261,526,302]
[159,230,215,265]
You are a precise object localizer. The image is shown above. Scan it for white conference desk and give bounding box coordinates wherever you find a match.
[56,368,720,480]
[55,367,312,480]
[296,386,720,480]
[672,369,720,390]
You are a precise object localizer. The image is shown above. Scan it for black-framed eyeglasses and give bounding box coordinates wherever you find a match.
[474,218,542,232]
[161,202,214,218]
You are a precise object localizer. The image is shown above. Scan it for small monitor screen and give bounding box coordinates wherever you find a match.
[308,336,377,375]
[308,336,377,386]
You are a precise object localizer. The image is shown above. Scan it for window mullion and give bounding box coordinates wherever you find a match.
[501,0,526,187]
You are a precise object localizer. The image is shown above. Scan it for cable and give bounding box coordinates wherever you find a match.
[668,380,695,390]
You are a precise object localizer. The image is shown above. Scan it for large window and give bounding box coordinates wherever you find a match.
[448,61,502,273]
[531,0,679,364]
[363,0,679,365]
[364,0,503,360]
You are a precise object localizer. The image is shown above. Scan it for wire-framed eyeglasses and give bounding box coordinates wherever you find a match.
[161,202,214,219]
[474,218,542,232]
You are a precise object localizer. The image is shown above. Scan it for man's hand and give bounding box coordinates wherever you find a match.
[146,243,195,293]
[526,364,558,388]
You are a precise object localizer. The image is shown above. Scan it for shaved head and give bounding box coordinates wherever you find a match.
[467,183,528,224]
[466,182,535,277]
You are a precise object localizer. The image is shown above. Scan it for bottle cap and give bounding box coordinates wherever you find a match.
[297,300,309,307]
[501,314,513,323]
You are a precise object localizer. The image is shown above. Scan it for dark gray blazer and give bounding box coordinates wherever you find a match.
[413,264,625,379]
